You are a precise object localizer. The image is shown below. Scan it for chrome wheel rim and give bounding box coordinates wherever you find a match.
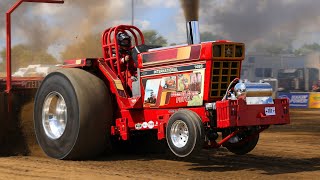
[170,120,189,148]
[42,91,67,140]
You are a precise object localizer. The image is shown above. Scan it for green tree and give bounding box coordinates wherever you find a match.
[0,50,6,72]
[0,44,57,72]
[142,30,167,46]
[0,61,4,73]
[0,50,4,72]
[265,44,286,55]
[294,43,320,55]
[254,43,286,55]
[200,32,224,42]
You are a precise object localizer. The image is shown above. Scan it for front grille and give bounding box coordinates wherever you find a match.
[212,43,244,59]
[210,61,240,98]
[224,45,234,57]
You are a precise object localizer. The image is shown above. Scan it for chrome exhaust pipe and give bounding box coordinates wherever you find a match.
[186,21,201,45]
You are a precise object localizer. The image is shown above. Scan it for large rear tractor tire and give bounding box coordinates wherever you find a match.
[34,68,113,160]
[223,131,259,155]
[166,110,204,158]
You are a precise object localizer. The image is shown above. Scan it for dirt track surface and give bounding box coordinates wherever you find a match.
[0,108,319,179]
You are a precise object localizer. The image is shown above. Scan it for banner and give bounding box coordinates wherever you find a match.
[278,92,309,108]
[309,93,320,108]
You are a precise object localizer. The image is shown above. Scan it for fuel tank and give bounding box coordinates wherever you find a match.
[234,82,273,98]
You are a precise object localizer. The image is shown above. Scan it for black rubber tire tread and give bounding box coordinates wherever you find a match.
[166,109,204,158]
[34,68,113,160]
[224,133,259,155]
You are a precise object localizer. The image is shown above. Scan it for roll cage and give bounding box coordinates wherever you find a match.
[101,25,145,85]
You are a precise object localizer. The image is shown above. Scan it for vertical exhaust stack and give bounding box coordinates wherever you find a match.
[180,0,200,45]
[186,21,201,45]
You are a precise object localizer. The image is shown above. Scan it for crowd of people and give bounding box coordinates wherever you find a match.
[312,80,320,92]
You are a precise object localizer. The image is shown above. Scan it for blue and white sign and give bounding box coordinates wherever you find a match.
[278,92,309,108]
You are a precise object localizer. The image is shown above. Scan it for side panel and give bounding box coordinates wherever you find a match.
[98,61,133,109]
[140,45,201,68]
[123,107,210,127]
[216,99,290,128]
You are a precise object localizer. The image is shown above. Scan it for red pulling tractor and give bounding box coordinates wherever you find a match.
[1,0,290,160]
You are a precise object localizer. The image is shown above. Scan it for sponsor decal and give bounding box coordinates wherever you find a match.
[290,95,308,104]
[143,69,205,108]
[154,68,178,74]
[144,79,162,106]
[194,64,204,69]
[168,109,177,114]
[171,91,200,103]
[142,122,148,129]
[278,92,309,108]
[309,93,320,108]
[148,121,155,129]
[176,71,204,106]
[141,64,205,76]
[21,81,41,89]
[141,71,148,76]
[161,76,176,90]
[135,123,142,130]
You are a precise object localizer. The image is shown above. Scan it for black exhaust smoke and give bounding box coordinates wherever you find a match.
[180,0,200,44]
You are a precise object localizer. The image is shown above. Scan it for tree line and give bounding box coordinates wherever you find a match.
[0,30,169,72]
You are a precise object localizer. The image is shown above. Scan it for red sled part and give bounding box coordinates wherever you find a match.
[216,98,290,128]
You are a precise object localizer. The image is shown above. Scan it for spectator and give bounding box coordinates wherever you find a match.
[312,80,320,92]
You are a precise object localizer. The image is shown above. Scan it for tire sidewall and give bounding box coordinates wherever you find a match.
[166,111,198,157]
[224,133,259,155]
[34,72,79,159]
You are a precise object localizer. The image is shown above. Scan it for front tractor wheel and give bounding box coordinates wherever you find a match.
[34,68,113,160]
[166,110,204,158]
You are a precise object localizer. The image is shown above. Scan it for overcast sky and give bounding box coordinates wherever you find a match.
[2,0,320,61]
[0,0,184,61]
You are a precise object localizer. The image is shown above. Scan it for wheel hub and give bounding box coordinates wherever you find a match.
[42,91,67,140]
[170,120,189,148]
